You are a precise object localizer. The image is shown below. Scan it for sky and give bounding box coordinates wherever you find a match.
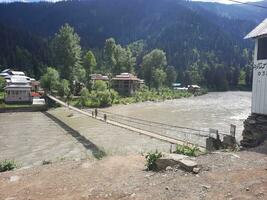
[0,0,263,4]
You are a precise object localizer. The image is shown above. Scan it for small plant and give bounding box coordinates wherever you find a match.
[145,150,162,171]
[42,160,52,165]
[0,160,17,172]
[175,144,200,157]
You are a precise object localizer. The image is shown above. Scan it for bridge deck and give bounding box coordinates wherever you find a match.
[47,95,206,151]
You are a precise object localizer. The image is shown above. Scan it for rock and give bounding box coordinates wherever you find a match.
[165,186,169,190]
[241,114,267,147]
[179,159,198,172]
[166,166,173,171]
[246,187,250,191]
[202,185,211,190]
[130,193,136,198]
[5,197,16,200]
[193,167,201,174]
[222,135,237,149]
[155,153,188,170]
[9,176,20,182]
[248,119,256,124]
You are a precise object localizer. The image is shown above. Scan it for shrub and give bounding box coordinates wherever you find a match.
[0,76,5,92]
[58,79,71,97]
[175,144,200,157]
[145,150,162,171]
[0,160,17,172]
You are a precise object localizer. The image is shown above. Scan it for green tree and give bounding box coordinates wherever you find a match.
[141,49,167,88]
[92,80,108,91]
[58,79,71,97]
[165,66,177,87]
[104,38,116,73]
[113,45,136,74]
[40,67,60,92]
[0,76,5,92]
[51,24,83,82]
[83,50,97,76]
[152,68,167,89]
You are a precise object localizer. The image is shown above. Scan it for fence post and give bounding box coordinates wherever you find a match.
[230,124,236,137]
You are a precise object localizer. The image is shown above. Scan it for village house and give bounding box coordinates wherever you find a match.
[112,73,144,95]
[0,69,40,103]
[4,76,32,103]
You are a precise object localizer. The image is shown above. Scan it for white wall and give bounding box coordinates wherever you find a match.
[252,39,267,115]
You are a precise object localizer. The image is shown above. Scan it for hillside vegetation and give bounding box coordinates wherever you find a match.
[0,0,266,90]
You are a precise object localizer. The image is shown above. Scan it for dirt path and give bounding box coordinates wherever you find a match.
[1,141,266,200]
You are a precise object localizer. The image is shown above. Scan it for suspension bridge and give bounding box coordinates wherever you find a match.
[47,94,233,152]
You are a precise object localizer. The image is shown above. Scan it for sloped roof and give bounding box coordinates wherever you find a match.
[10,75,31,84]
[245,18,267,39]
[112,73,141,81]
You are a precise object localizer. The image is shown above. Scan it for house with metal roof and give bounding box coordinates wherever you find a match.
[1,70,33,103]
[112,73,144,95]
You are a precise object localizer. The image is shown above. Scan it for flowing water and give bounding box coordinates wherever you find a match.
[104,92,252,142]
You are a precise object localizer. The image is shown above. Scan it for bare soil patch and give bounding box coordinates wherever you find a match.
[0,141,266,200]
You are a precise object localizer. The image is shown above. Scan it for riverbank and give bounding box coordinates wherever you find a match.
[0,141,266,200]
[69,88,206,108]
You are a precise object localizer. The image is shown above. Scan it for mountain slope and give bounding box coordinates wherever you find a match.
[0,0,258,85]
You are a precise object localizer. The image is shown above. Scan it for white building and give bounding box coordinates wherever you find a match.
[245,18,267,115]
[1,69,33,103]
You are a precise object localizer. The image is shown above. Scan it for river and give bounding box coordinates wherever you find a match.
[104,91,252,142]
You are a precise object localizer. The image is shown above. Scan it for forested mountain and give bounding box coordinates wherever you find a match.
[188,0,267,23]
[0,23,51,77]
[0,0,266,90]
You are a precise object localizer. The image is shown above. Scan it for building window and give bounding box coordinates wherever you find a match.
[257,37,267,60]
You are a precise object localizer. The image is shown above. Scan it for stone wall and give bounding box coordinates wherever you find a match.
[241,114,267,147]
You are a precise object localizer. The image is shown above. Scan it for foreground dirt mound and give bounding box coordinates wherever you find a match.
[0,142,267,200]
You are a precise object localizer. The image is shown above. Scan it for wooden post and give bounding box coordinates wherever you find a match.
[230,124,236,137]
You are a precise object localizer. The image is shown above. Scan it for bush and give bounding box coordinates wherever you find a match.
[58,79,71,97]
[175,144,200,157]
[145,150,162,171]
[0,76,5,92]
[0,160,17,172]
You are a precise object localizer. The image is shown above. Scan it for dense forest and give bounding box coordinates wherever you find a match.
[0,0,266,91]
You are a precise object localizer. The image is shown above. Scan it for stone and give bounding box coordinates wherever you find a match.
[223,135,237,149]
[241,114,267,148]
[130,193,136,198]
[166,166,173,171]
[206,137,222,151]
[193,167,201,174]
[156,153,198,172]
[155,153,188,170]
[9,176,20,182]
[246,188,250,191]
[202,185,211,190]
[179,159,198,172]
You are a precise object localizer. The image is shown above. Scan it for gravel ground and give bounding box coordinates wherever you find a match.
[0,141,266,200]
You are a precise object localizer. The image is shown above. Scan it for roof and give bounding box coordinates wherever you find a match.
[1,69,11,73]
[112,73,141,81]
[5,85,31,89]
[245,18,267,39]
[90,74,109,81]
[10,71,25,76]
[10,76,31,84]
[188,85,200,89]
